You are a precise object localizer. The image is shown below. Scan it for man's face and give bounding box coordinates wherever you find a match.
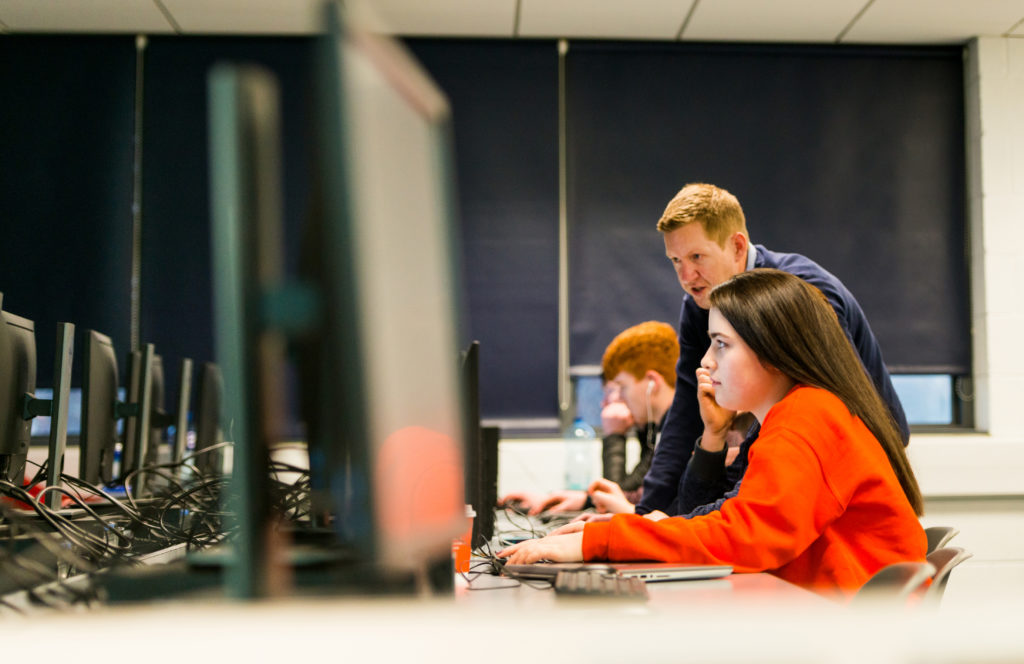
[609,371,651,425]
[663,224,745,310]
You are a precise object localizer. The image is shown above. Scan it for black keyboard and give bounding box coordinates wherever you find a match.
[553,570,649,601]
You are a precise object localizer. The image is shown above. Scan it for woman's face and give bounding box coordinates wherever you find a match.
[700,307,792,422]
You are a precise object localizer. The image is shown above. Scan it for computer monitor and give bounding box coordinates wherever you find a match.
[208,61,288,598]
[461,341,489,548]
[80,330,120,485]
[0,310,74,506]
[42,323,74,508]
[120,344,154,482]
[458,343,499,548]
[205,0,468,595]
[192,361,223,476]
[0,310,37,484]
[172,358,194,464]
[309,0,467,574]
[144,353,166,469]
[133,354,194,470]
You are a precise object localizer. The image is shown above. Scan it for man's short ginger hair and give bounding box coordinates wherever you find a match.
[601,321,679,388]
[656,183,749,247]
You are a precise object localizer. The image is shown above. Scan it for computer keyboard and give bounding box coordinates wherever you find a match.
[553,570,649,601]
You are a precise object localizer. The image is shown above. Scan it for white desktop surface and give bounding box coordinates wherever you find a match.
[2,573,1023,663]
[458,564,832,611]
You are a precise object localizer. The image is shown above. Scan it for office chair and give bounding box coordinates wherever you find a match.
[852,561,936,605]
[924,526,960,554]
[925,546,973,605]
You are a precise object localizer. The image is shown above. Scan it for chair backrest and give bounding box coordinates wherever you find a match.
[926,546,973,603]
[924,526,960,554]
[853,561,936,604]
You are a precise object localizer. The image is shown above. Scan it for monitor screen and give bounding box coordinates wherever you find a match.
[29,387,83,440]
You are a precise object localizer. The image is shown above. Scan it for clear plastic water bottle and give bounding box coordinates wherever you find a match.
[564,417,596,490]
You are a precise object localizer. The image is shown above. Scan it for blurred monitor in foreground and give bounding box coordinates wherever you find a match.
[305,0,467,575]
[207,0,468,595]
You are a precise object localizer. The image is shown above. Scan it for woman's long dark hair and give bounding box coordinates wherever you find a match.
[709,269,923,516]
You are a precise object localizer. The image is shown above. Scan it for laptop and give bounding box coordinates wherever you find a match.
[503,561,732,583]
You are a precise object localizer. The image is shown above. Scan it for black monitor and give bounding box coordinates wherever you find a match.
[461,342,498,548]
[120,344,154,482]
[0,310,37,484]
[192,361,223,476]
[208,61,288,598]
[136,354,194,470]
[171,358,194,464]
[308,0,467,575]
[80,330,119,486]
[461,341,486,547]
[144,353,166,469]
[205,0,469,596]
[42,323,75,508]
[0,309,74,505]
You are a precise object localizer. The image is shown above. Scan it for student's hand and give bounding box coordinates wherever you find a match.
[600,401,634,436]
[643,510,669,522]
[537,490,588,514]
[587,478,635,514]
[499,490,587,515]
[549,519,588,536]
[567,512,614,526]
[498,532,584,565]
[696,367,736,452]
[498,491,547,514]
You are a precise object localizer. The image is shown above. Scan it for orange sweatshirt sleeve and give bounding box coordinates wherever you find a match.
[582,402,846,571]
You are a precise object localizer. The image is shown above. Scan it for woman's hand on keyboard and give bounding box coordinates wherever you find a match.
[498,532,584,565]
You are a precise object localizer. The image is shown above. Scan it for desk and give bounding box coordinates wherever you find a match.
[3,565,1024,662]
[457,563,833,613]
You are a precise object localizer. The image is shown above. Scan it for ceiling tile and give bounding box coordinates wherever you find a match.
[683,0,865,42]
[519,0,692,40]
[161,0,320,34]
[0,0,1015,43]
[369,0,517,37]
[0,0,173,33]
[844,0,1024,43]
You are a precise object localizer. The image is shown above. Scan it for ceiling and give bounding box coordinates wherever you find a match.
[0,0,1023,44]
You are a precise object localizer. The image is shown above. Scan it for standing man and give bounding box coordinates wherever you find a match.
[636,183,909,517]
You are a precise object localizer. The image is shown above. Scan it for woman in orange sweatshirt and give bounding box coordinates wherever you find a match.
[500,268,926,599]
